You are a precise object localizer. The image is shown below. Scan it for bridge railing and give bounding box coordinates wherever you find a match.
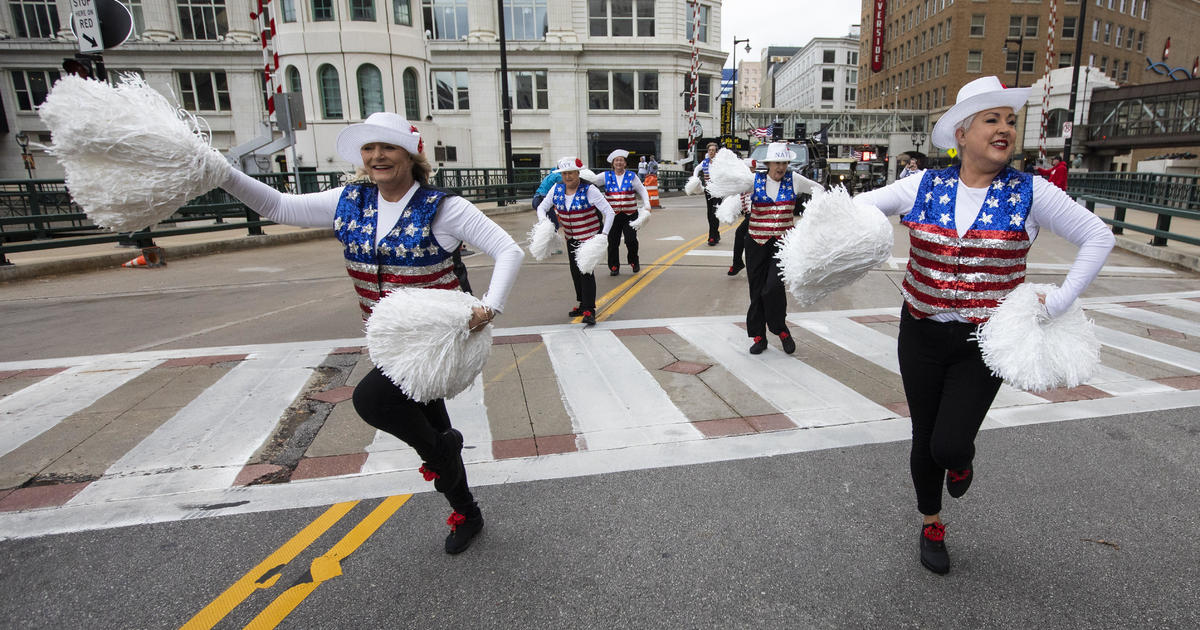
[1069,171,1200,248]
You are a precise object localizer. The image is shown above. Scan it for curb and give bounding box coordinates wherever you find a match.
[1113,235,1200,273]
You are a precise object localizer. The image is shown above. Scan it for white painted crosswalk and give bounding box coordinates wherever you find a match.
[0,289,1198,539]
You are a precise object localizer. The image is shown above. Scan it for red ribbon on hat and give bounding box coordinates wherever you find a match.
[575,158,583,168]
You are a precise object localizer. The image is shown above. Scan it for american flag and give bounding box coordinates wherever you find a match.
[851,149,864,160]
[752,127,770,138]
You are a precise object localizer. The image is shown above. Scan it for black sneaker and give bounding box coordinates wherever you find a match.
[727,262,744,276]
[444,510,484,554]
[920,522,950,575]
[779,330,796,354]
[609,266,619,276]
[749,336,767,354]
[631,263,640,273]
[568,305,584,317]
[581,310,596,325]
[947,467,973,498]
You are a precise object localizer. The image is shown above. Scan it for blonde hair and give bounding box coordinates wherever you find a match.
[346,148,433,185]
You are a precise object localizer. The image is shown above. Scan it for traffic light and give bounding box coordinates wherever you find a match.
[771,121,783,140]
[62,55,94,79]
[795,123,807,140]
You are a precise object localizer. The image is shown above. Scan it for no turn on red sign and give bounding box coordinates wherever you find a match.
[70,0,103,53]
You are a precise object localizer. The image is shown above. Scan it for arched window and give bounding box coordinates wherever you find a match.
[357,64,384,117]
[286,65,302,94]
[1046,108,1070,137]
[402,67,420,120]
[318,64,343,119]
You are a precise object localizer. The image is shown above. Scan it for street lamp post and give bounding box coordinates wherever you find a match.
[893,84,900,110]
[1003,35,1026,88]
[730,36,750,143]
[14,131,34,179]
[910,131,927,155]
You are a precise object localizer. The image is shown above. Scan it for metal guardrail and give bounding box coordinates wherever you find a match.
[1069,171,1200,247]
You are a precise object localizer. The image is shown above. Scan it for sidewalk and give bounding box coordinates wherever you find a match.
[2,198,1197,284]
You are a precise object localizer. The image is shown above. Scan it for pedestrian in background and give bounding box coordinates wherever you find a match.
[647,155,659,176]
[1037,154,1069,191]
[637,156,649,178]
[855,77,1113,575]
[899,156,922,179]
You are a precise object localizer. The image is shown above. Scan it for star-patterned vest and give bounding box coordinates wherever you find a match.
[900,165,1034,323]
[551,181,602,240]
[334,183,459,319]
[748,172,796,244]
[603,170,638,214]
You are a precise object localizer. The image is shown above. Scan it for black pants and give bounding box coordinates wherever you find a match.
[744,236,788,337]
[566,238,597,311]
[607,212,639,269]
[731,216,749,267]
[353,368,477,515]
[897,303,1003,516]
[704,192,720,242]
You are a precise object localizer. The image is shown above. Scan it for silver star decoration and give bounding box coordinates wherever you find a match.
[405,225,418,236]
[1008,193,1021,205]
[348,241,359,254]
[348,219,358,231]
[346,189,359,201]
[945,177,957,187]
[363,206,376,217]
[426,245,440,255]
[992,181,1005,190]
[939,213,951,224]
[939,194,951,205]
[334,217,343,230]
[986,198,1000,208]
[925,192,933,202]
[395,244,408,256]
[1008,179,1020,188]
[421,227,431,237]
[426,194,439,203]
[1010,215,1024,226]
[918,211,926,221]
[980,212,993,224]
[379,243,391,255]
[933,176,944,186]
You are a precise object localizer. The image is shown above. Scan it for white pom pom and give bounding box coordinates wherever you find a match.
[527,218,559,261]
[630,208,651,230]
[366,288,491,403]
[775,186,893,306]
[573,233,608,275]
[38,74,232,233]
[579,169,600,184]
[706,148,755,199]
[684,176,704,196]
[715,194,745,225]
[975,283,1101,392]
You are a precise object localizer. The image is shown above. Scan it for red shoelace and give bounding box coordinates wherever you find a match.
[418,464,439,482]
[923,522,946,542]
[753,336,763,343]
[779,331,790,340]
[446,511,466,531]
[947,469,971,483]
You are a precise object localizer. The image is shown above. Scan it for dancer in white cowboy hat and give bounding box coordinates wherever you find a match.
[536,156,616,325]
[743,142,823,355]
[693,142,722,245]
[218,112,525,554]
[855,76,1114,574]
[601,149,651,276]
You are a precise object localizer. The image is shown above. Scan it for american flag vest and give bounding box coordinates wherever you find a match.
[748,172,796,244]
[551,182,602,240]
[603,170,638,214]
[700,158,712,183]
[900,166,1033,323]
[334,183,459,319]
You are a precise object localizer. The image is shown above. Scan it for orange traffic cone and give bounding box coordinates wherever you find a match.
[122,247,164,269]
[645,174,661,208]
[122,255,148,268]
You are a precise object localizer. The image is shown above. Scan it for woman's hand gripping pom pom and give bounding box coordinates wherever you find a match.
[629,207,651,230]
[527,218,560,261]
[366,288,493,403]
[37,74,232,233]
[573,233,608,275]
[774,186,894,306]
[715,194,747,225]
[705,148,755,199]
[974,283,1101,392]
[684,176,704,196]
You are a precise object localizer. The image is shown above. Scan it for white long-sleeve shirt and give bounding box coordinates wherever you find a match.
[535,184,616,234]
[855,171,1114,320]
[220,169,524,313]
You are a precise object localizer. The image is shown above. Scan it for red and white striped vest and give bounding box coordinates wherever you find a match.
[748,172,796,244]
[604,170,638,214]
[900,166,1034,323]
[552,182,602,240]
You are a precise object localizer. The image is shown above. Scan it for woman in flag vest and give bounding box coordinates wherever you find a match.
[855,77,1114,575]
[218,112,524,555]
[692,142,721,245]
[744,143,823,355]
[601,149,651,276]
[536,157,616,325]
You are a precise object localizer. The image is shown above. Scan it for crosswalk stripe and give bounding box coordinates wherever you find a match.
[1094,325,1200,373]
[541,329,699,450]
[361,374,493,474]
[671,321,895,427]
[0,359,159,459]
[1150,297,1200,315]
[68,348,326,505]
[1085,364,1177,396]
[1089,302,1200,337]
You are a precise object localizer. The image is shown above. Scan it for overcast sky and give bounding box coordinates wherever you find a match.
[720,1,863,68]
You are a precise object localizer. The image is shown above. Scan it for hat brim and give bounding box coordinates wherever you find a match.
[552,165,585,174]
[336,124,419,166]
[606,150,629,163]
[931,88,1031,150]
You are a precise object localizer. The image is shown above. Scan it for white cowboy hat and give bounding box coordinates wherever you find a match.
[762,142,796,163]
[553,156,586,173]
[931,76,1031,150]
[607,149,629,163]
[336,112,423,166]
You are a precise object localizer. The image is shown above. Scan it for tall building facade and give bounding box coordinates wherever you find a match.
[0,0,726,178]
[756,45,799,109]
[734,60,760,110]
[772,27,860,111]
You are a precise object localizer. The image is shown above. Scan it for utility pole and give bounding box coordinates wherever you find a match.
[496,0,515,194]
[1062,0,1089,164]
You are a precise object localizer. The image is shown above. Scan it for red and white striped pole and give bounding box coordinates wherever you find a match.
[686,0,700,162]
[1038,0,1058,162]
[251,0,280,115]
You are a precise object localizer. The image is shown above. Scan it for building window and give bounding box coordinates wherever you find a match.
[318,64,343,118]
[504,0,547,40]
[847,69,858,83]
[357,64,384,117]
[970,14,985,36]
[312,0,334,20]
[177,70,230,111]
[845,87,856,102]
[402,67,420,119]
[638,71,658,109]
[848,50,858,65]
[822,49,835,63]
[1114,25,1123,48]
[280,0,296,21]
[1140,0,1147,18]
[10,0,60,38]
[1024,16,1038,37]
[636,0,654,36]
[1091,19,1098,41]
[590,0,654,37]
[1008,16,1021,38]
[126,0,146,36]
[1059,51,1074,67]
[1135,31,1143,52]
[434,144,458,162]
[1102,22,1111,44]
[587,70,609,108]
[1124,28,1133,48]
[967,50,982,73]
[1062,16,1076,38]
[394,0,412,25]
[1099,56,1107,73]
[682,73,711,112]
[683,2,708,42]
[821,86,834,101]
[286,66,302,93]
[423,0,468,39]
[11,69,59,110]
[587,70,657,111]
[432,70,469,110]
[822,68,835,82]
[177,0,228,40]
[1121,60,1129,82]
[508,70,548,109]
[350,0,375,21]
